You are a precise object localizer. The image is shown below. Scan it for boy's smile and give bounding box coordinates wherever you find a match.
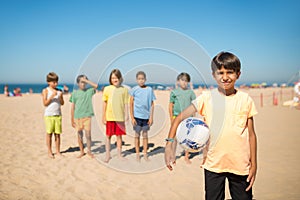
[213,67,240,95]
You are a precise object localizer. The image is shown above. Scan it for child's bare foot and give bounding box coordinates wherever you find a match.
[104,155,111,163]
[185,157,192,164]
[143,153,150,162]
[48,153,54,159]
[136,154,141,162]
[77,152,86,158]
[56,153,64,157]
[118,154,127,161]
[87,152,95,158]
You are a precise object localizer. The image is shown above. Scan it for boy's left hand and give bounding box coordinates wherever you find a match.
[148,118,153,126]
[246,164,257,191]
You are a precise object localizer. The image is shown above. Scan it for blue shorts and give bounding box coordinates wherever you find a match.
[133,118,150,133]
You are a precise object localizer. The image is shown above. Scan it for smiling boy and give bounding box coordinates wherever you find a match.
[165,52,258,199]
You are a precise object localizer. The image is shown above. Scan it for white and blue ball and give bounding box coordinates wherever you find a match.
[176,117,210,152]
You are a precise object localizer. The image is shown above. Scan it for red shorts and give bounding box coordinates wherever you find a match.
[106,121,126,136]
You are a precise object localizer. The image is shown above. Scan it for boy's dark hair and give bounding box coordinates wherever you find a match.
[136,71,146,79]
[211,52,241,73]
[177,72,191,82]
[109,69,123,85]
[76,75,88,84]
[46,72,59,82]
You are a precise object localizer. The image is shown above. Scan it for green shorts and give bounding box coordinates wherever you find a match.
[44,116,62,134]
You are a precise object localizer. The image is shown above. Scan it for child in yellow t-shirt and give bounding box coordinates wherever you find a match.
[102,69,129,163]
[165,52,258,199]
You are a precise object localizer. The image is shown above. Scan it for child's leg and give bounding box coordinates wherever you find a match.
[46,133,54,159]
[184,150,191,164]
[85,130,94,158]
[204,169,226,200]
[116,135,123,158]
[227,173,252,200]
[54,134,62,156]
[142,131,149,161]
[135,135,141,161]
[105,135,112,163]
[77,130,85,158]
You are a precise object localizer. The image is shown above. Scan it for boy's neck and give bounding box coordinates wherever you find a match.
[139,85,146,88]
[179,87,187,90]
[217,87,237,96]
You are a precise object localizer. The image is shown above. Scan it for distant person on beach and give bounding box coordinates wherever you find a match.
[13,87,22,96]
[169,72,196,164]
[4,85,10,96]
[102,69,129,163]
[70,75,98,158]
[165,52,258,199]
[293,81,300,109]
[129,71,156,162]
[42,72,64,159]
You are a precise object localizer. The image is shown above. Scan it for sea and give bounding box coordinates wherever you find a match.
[0,82,293,95]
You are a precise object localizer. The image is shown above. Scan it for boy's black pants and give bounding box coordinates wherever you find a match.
[204,169,253,200]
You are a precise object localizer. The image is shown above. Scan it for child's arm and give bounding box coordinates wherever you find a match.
[148,101,154,126]
[82,78,98,89]
[246,117,257,191]
[70,103,76,128]
[165,104,197,171]
[129,96,136,125]
[59,91,64,105]
[169,102,174,123]
[42,88,57,106]
[102,101,107,125]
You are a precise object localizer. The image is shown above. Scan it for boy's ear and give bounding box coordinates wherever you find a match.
[236,72,241,79]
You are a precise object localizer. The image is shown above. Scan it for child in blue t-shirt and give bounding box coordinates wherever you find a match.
[130,71,156,161]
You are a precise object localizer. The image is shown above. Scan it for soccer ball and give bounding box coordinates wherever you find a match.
[176,117,209,152]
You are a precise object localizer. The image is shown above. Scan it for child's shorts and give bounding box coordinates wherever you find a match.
[133,118,150,134]
[106,121,126,136]
[44,116,62,134]
[75,117,91,131]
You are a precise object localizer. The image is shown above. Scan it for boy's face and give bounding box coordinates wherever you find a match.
[213,66,240,91]
[178,78,188,90]
[136,74,146,87]
[78,78,87,90]
[111,73,120,86]
[48,81,58,89]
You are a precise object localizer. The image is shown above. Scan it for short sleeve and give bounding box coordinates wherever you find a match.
[102,87,108,102]
[129,87,136,97]
[151,88,156,101]
[247,96,258,118]
[124,88,129,104]
[69,92,75,103]
[192,95,205,115]
[169,90,176,103]
[191,90,196,101]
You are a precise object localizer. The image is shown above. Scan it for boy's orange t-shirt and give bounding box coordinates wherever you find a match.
[192,89,258,175]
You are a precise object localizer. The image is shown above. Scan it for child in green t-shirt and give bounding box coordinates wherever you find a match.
[169,72,196,163]
[70,75,98,158]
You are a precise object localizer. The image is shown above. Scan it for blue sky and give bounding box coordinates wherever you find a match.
[0,0,299,85]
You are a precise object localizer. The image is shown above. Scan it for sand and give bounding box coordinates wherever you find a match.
[0,88,299,200]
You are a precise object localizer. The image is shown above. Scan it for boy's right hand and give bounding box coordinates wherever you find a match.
[71,120,76,128]
[131,118,137,126]
[165,141,177,171]
[102,117,107,125]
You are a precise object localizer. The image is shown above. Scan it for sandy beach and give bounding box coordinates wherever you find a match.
[0,88,299,200]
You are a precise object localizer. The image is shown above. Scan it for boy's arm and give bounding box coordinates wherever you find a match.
[148,101,154,126]
[129,96,136,125]
[59,91,64,105]
[246,117,257,191]
[169,102,174,123]
[102,101,107,125]
[165,104,197,171]
[70,103,76,128]
[42,88,57,106]
[83,78,98,89]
